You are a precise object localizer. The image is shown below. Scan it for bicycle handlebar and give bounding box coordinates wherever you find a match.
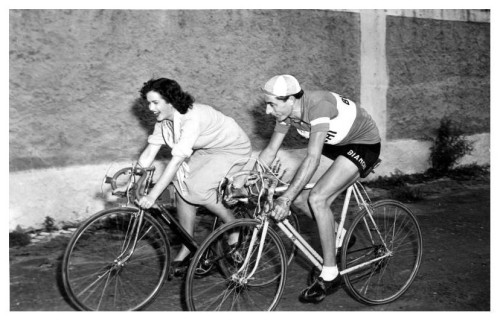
[104,165,156,202]
[220,170,282,206]
[220,169,315,199]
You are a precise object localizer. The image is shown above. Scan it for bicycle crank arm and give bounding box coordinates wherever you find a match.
[339,252,392,275]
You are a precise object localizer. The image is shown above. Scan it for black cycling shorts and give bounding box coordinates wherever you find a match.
[321,142,381,175]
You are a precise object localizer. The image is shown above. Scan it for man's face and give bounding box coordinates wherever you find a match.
[264,94,293,122]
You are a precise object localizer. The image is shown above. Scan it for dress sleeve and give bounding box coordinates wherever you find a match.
[147,122,167,145]
[171,117,200,158]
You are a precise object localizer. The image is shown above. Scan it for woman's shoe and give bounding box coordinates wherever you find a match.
[168,254,192,280]
[227,243,244,265]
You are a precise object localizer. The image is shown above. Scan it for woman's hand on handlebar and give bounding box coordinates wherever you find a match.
[138,195,157,209]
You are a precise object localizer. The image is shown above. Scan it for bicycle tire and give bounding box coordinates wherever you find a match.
[185,218,287,311]
[195,202,300,279]
[61,207,171,311]
[340,200,423,305]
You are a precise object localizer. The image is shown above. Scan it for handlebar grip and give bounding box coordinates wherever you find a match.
[133,165,156,201]
[135,171,147,201]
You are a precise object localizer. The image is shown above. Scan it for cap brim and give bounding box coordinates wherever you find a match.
[260,87,280,96]
[260,87,300,97]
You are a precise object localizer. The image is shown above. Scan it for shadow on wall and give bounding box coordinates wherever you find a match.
[91,98,310,212]
[247,97,308,149]
[130,97,171,160]
[90,97,173,208]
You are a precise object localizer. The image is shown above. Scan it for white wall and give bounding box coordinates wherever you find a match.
[9,9,490,231]
[9,133,489,231]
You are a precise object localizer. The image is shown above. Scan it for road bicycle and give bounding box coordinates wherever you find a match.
[60,162,300,311]
[184,159,423,311]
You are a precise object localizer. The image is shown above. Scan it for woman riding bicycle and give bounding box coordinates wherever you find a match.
[136,77,252,276]
[258,75,381,303]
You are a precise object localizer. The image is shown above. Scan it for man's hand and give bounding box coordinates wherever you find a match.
[138,195,157,209]
[271,196,291,221]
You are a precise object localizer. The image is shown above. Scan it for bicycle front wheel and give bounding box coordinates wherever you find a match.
[185,219,287,311]
[340,200,423,305]
[61,207,170,311]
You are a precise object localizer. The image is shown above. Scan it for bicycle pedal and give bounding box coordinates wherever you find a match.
[307,267,321,285]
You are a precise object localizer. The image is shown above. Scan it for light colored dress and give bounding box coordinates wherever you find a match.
[148,103,252,205]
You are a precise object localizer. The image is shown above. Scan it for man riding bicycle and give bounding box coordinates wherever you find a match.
[258,75,381,303]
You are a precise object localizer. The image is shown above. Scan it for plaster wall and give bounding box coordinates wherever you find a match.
[9,9,490,230]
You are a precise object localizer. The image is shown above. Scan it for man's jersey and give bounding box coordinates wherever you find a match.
[274,90,381,145]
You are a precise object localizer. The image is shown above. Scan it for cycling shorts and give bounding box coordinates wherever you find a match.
[321,142,381,175]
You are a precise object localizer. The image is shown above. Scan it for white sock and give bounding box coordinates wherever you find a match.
[319,265,339,281]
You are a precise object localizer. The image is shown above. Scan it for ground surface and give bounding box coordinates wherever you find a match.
[9,177,490,311]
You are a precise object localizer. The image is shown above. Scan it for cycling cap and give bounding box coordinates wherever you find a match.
[262,75,301,96]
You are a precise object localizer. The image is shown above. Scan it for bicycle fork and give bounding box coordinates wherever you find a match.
[114,209,149,266]
[76,209,149,303]
[233,219,271,283]
[114,169,157,266]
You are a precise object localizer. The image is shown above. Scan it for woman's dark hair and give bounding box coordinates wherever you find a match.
[140,78,195,114]
[276,89,304,102]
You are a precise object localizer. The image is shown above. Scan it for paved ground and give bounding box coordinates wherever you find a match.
[9,177,491,311]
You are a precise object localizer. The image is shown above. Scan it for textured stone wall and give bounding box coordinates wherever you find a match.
[9,9,490,231]
[10,9,360,171]
[386,16,490,140]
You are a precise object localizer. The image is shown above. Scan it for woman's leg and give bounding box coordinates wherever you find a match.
[174,193,198,262]
[308,156,359,267]
[204,201,239,245]
[204,201,236,224]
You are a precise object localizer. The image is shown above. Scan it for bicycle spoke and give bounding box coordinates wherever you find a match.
[341,200,422,305]
[62,209,169,310]
[186,219,286,311]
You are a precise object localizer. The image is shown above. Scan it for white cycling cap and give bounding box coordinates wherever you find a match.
[261,74,301,96]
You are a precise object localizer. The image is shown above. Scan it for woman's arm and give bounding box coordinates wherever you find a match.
[138,155,186,208]
[138,144,162,167]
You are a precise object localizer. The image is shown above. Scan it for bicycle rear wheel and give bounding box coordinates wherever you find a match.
[185,219,287,311]
[340,200,423,305]
[61,207,170,310]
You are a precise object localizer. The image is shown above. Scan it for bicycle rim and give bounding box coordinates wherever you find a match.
[341,200,423,305]
[61,208,170,310]
[185,219,287,311]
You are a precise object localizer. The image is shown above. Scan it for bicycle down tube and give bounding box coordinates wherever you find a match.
[155,204,199,253]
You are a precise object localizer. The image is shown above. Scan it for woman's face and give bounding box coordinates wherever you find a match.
[146,91,174,121]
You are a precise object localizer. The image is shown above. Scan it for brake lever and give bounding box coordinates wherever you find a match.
[217,177,230,203]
